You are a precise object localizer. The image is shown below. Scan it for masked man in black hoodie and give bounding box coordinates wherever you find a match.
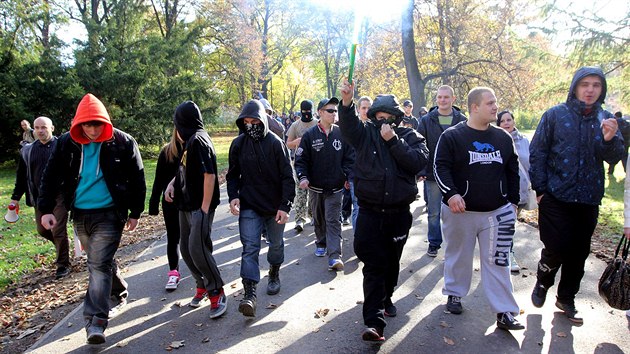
[165,101,227,319]
[529,67,623,324]
[338,82,429,342]
[227,99,295,318]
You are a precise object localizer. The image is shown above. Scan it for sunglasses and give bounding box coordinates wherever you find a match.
[323,109,338,114]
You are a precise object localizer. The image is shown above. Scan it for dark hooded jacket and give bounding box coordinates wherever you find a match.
[173,101,220,212]
[226,100,295,216]
[529,66,624,205]
[338,96,429,210]
[417,105,467,180]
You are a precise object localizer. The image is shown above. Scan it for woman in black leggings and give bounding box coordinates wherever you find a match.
[149,129,183,291]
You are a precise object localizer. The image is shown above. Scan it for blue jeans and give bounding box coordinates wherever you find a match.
[74,209,127,322]
[426,180,443,248]
[350,181,359,229]
[239,209,286,283]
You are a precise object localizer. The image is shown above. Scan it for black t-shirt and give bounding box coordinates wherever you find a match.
[174,132,220,212]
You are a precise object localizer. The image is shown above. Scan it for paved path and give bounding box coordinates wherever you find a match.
[27,186,630,353]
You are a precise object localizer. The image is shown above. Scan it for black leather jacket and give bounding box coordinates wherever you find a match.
[38,129,146,220]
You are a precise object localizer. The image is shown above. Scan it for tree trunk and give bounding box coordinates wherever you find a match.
[401,0,426,113]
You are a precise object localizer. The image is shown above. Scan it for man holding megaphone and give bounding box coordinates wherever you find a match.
[10,116,71,279]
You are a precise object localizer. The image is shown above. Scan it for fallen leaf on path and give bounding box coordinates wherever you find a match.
[329,287,335,290]
[168,340,185,349]
[230,283,237,289]
[202,337,210,343]
[66,322,72,327]
[195,323,203,327]
[415,294,424,300]
[265,303,278,309]
[314,308,329,318]
[313,328,320,333]
[443,336,455,345]
[161,297,167,301]
[439,321,449,328]
[116,341,128,347]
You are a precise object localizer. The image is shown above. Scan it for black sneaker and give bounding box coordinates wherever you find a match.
[446,295,463,314]
[555,300,583,324]
[496,312,525,330]
[55,266,71,279]
[531,281,548,308]
[361,327,385,342]
[384,298,397,317]
[427,245,438,257]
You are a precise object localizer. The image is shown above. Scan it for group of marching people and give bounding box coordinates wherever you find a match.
[11,65,623,344]
[146,65,626,342]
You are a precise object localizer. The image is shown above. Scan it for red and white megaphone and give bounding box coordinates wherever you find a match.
[4,203,19,223]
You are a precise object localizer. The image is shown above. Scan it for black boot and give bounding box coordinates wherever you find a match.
[239,279,257,317]
[267,264,281,295]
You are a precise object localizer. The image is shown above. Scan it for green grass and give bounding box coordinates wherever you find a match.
[0,133,236,292]
[598,162,625,240]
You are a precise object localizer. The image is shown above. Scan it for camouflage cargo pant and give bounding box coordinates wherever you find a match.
[294,185,311,223]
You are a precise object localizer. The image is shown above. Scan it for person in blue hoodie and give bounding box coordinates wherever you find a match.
[529,66,624,324]
[227,99,295,318]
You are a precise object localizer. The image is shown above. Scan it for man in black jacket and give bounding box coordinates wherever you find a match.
[294,97,354,271]
[339,82,429,342]
[417,85,467,257]
[10,116,70,279]
[39,94,146,344]
[227,99,295,317]
[529,67,623,324]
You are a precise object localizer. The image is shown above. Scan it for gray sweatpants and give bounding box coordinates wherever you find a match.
[310,190,343,259]
[179,210,224,292]
[441,203,519,314]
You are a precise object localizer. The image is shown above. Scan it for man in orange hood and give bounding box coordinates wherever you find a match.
[38,93,146,345]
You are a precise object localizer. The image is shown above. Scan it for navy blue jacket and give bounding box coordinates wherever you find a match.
[529,66,624,205]
[294,123,354,193]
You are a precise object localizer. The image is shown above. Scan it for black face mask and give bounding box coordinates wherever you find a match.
[372,117,396,129]
[245,123,264,141]
[301,111,313,122]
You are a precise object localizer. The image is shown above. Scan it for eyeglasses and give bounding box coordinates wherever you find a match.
[323,109,338,114]
[82,121,104,128]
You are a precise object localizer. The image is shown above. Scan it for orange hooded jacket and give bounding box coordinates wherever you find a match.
[69,94,114,144]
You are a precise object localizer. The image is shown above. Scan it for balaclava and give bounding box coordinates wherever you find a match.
[300,100,314,122]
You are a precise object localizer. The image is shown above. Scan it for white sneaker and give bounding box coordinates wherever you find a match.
[165,270,180,291]
[510,252,520,273]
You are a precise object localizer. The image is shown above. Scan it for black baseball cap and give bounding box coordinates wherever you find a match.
[317,97,340,111]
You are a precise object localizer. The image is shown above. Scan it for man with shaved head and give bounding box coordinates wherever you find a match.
[10,116,71,279]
